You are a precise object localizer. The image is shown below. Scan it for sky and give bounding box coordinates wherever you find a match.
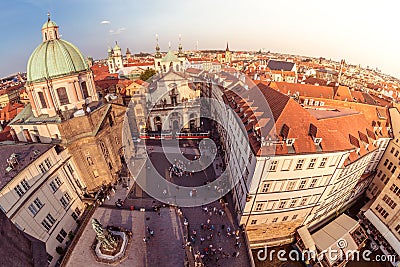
[0,0,399,78]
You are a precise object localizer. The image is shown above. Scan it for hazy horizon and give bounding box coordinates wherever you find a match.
[1,0,399,79]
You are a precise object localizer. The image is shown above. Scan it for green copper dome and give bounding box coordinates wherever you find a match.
[27,38,88,83]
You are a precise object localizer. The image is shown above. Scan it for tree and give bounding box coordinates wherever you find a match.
[140,68,156,81]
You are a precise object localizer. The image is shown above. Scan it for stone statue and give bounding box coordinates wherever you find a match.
[91,218,118,251]
[56,109,65,121]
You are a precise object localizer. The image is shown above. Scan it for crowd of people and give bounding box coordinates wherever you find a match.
[169,159,194,177]
[179,201,244,267]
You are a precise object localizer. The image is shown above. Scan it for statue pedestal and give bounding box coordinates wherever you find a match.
[93,230,130,264]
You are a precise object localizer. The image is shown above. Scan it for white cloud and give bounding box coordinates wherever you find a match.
[109,27,126,35]
[100,20,111,24]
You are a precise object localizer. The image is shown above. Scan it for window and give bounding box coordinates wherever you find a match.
[14,185,25,197]
[81,82,89,99]
[71,212,79,221]
[66,164,74,174]
[395,151,399,157]
[60,193,71,208]
[319,158,327,167]
[255,203,264,211]
[38,163,46,173]
[50,177,62,192]
[49,181,58,193]
[309,178,318,188]
[377,170,382,177]
[93,170,99,178]
[47,253,53,264]
[272,217,278,223]
[282,216,288,222]
[295,159,305,170]
[269,160,278,171]
[45,214,55,225]
[299,180,307,189]
[395,224,400,235]
[308,158,316,169]
[38,92,47,108]
[57,87,69,105]
[28,203,39,216]
[64,192,71,201]
[390,184,400,197]
[75,207,81,216]
[39,159,51,173]
[392,166,397,174]
[375,204,389,219]
[384,159,389,166]
[300,197,308,206]
[56,234,64,243]
[55,177,62,186]
[41,220,52,231]
[292,214,298,220]
[45,158,52,169]
[250,220,257,225]
[60,228,67,237]
[261,183,271,193]
[33,198,44,210]
[279,201,287,209]
[382,195,397,209]
[390,147,395,153]
[21,179,30,191]
[388,162,393,171]
[287,181,296,191]
[86,155,94,166]
[290,199,298,208]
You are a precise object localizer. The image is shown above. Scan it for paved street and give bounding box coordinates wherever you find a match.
[91,136,252,267]
[147,140,251,267]
[66,206,186,267]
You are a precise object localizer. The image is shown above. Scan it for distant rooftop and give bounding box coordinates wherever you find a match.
[0,143,54,191]
[267,59,295,71]
[305,106,360,119]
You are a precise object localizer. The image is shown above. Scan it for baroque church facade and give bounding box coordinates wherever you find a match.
[9,15,127,193]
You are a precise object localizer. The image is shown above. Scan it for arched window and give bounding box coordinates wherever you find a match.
[81,82,89,99]
[38,92,47,108]
[57,87,69,105]
[44,32,47,40]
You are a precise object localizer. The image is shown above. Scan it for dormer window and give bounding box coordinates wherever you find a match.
[313,137,322,145]
[286,138,295,146]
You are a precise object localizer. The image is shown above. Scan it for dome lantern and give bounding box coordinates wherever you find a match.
[27,15,89,83]
[41,12,59,42]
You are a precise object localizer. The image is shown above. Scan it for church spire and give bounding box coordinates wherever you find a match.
[226,42,230,52]
[178,34,184,57]
[155,34,162,58]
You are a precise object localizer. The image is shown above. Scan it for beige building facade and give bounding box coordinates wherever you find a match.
[0,144,86,266]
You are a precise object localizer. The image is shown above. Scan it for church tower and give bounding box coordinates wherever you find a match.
[225,42,232,64]
[154,34,163,72]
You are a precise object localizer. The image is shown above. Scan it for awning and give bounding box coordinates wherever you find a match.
[311,214,360,265]
[364,209,400,256]
[298,226,316,252]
